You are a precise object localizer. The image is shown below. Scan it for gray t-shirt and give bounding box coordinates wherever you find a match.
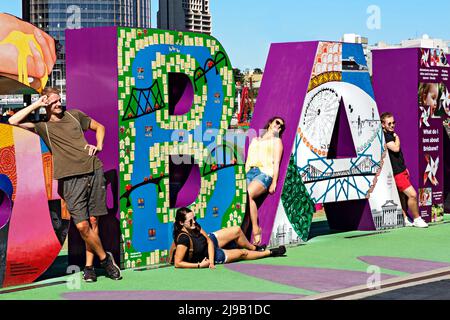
[34,109,103,180]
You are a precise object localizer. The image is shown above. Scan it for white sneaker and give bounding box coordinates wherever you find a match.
[404,218,414,227]
[413,217,429,228]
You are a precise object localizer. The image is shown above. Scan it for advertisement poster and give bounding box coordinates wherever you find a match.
[418,48,450,222]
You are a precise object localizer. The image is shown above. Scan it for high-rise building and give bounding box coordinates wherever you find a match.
[158,0,212,35]
[22,0,151,98]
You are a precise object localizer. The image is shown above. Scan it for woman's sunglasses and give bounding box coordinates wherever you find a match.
[185,216,197,226]
[274,120,285,128]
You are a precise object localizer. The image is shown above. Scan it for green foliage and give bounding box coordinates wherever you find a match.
[281,155,316,242]
[233,68,244,84]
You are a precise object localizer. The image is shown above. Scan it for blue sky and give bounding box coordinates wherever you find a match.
[2,0,450,69]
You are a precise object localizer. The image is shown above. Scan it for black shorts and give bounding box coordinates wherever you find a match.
[60,167,108,225]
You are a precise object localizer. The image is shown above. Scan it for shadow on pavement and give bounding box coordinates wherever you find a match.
[308,220,343,240]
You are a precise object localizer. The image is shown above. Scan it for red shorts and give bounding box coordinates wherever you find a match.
[394,169,412,193]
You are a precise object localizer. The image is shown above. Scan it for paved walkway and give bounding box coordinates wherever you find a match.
[1,215,449,300]
[363,280,450,300]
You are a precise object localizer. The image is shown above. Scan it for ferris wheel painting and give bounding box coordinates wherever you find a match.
[301,88,340,154]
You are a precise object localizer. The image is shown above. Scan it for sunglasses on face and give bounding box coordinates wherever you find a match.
[387,121,396,126]
[48,98,61,105]
[274,120,285,128]
[185,216,197,226]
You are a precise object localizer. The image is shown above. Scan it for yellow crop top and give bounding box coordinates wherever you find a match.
[245,137,275,177]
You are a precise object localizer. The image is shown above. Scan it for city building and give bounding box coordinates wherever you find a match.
[342,34,450,75]
[400,35,449,52]
[21,0,151,99]
[157,0,212,35]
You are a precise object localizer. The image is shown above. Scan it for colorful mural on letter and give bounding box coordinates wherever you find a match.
[65,27,246,269]
[249,41,404,247]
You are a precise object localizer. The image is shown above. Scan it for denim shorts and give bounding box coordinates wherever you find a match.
[208,233,227,264]
[246,167,273,190]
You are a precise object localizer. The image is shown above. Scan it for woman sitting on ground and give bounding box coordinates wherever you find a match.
[171,207,286,269]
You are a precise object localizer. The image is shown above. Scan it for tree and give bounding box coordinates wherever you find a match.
[233,68,244,85]
[253,68,263,74]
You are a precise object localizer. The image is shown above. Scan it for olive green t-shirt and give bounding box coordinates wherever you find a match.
[34,109,103,180]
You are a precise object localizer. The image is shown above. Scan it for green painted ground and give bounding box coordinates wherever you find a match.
[1,215,449,300]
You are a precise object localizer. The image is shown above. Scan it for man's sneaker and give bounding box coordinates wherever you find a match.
[269,245,286,257]
[404,217,414,227]
[413,217,429,228]
[100,252,122,280]
[83,266,97,282]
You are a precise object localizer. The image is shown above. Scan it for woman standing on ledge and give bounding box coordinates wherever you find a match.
[245,117,285,245]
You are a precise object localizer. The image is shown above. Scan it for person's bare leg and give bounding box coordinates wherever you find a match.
[224,249,270,263]
[398,192,409,220]
[76,220,107,262]
[247,181,267,245]
[403,186,420,219]
[241,250,271,260]
[85,216,99,267]
[214,226,257,250]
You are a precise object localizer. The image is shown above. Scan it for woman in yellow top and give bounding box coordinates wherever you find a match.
[245,117,285,245]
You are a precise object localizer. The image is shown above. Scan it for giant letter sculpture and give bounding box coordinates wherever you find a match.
[248,41,404,246]
[66,27,246,269]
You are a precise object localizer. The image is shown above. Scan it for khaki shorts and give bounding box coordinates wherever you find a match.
[60,167,108,225]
